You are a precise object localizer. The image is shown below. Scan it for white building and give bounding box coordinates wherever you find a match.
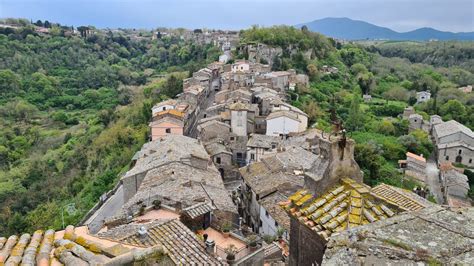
[219,51,232,64]
[416,91,431,103]
[270,99,308,132]
[266,111,302,136]
[231,61,250,73]
[230,102,249,136]
[151,99,177,116]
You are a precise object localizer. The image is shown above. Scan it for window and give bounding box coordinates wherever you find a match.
[163,107,166,111]
[459,150,462,155]
[414,119,417,122]
[265,210,269,217]
[446,156,449,161]
[165,128,171,133]
[259,220,262,227]
[216,157,221,164]
[230,137,235,141]
[250,154,255,160]
[469,159,472,164]
[275,221,278,227]
[271,144,276,149]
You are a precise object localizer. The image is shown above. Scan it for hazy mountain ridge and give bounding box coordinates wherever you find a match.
[297,17,474,41]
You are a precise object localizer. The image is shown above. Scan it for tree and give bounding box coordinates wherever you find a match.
[301,100,322,124]
[346,89,363,131]
[77,26,90,38]
[307,64,318,81]
[382,86,410,102]
[378,119,396,135]
[163,75,183,98]
[0,70,20,95]
[44,20,51,28]
[34,20,43,27]
[440,99,466,122]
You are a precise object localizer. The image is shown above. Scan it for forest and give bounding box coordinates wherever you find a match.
[0,20,219,234]
[0,22,473,234]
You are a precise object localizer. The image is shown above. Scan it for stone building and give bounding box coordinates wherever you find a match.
[416,90,431,103]
[197,119,231,143]
[441,168,471,207]
[239,146,316,235]
[433,120,474,167]
[246,134,281,164]
[119,135,237,227]
[398,152,427,183]
[230,102,251,137]
[204,141,233,178]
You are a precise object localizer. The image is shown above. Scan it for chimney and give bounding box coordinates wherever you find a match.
[137,226,148,240]
[205,239,216,254]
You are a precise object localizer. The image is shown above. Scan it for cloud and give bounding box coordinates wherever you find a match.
[1,0,473,32]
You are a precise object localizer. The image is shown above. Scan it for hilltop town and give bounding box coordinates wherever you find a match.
[0,21,473,265]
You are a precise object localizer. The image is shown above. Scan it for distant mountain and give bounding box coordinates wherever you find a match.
[297,17,474,41]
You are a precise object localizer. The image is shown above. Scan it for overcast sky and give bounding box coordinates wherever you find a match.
[1,0,473,32]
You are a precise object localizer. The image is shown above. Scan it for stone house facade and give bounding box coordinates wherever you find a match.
[433,120,474,167]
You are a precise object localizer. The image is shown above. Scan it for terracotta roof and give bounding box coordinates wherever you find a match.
[105,219,223,265]
[283,178,401,240]
[0,226,168,265]
[149,115,184,127]
[406,152,426,163]
[371,183,433,211]
[154,109,185,119]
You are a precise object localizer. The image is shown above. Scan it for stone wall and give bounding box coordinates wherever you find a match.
[289,215,327,266]
[305,133,362,196]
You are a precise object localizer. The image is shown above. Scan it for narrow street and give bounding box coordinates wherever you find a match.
[85,185,124,234]
[426,157,444,204]
[188,79,219,138]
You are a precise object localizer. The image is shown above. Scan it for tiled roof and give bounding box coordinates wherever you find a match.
[122,135,209,180]
[152,99,177,109]
[0,226,168,265]
[260,193,293,231]
[247,134,281,149]
[154,109,185,119]
[434,120,474,138]
[229,101,250,110]
[123,162,237,214]
[149,115,184,127]
[205,142,232,156]
[406,152,426,163]
[371,183,433,211]
[283,178,401,240]
[183,202,216,219]
[108,219,223,265]
[266,110,300,121]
